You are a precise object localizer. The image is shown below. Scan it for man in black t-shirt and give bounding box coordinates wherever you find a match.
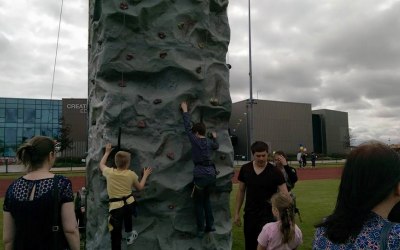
[234,141,289,250]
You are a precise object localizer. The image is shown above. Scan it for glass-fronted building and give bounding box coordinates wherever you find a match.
[0,98,62,157]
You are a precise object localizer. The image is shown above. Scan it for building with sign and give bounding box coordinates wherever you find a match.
[62,98,88,157]
[0,97,87,158]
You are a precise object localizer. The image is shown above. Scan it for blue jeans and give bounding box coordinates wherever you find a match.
[193,175,216,231]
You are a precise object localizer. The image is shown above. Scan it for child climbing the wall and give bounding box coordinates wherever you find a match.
[180,101,219,237]
[257,192,303,250]
[99,143,153,250]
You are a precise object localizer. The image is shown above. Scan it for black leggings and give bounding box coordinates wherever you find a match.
[109,203,134,250]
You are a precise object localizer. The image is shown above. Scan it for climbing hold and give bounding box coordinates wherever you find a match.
[209,97,219,106]
[220,154,226,160]
[198,42,205,49]
[153,99,162,105]
[168,204,176,209]
[90,79,95,85]
[126,54,134,60]
[137,120,146,128]
[159,52,167,59]
[177,22,185,30]
[91,120,96,125]
[119,81,127,87]
[158,32,166,39]
[167,152,175,160]
[196,67,202,74]
[120,2,128,10]
[227,64,232,69]
[97,40,103,45]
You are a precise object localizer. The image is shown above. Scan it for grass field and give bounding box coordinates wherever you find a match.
[0,178,339,250]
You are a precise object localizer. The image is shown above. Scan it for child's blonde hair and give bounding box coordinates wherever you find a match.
[114,151,131,169]
[271,192,296,244]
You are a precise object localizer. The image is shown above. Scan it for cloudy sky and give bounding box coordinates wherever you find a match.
[1,0,399,145]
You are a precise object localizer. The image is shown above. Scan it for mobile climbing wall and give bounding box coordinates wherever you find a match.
[87,0,233,249]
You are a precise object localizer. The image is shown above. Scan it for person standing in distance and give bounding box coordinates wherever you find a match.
[296,151,302,168]
[234,141,289,250]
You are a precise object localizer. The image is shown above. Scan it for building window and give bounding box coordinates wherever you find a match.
[4,128,17,157]
[41,110,50,123]
[5,109,17,123]
[23,128,34,141]
[24,109,36,123]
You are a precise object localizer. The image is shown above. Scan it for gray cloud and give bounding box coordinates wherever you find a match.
[0,0,399,144]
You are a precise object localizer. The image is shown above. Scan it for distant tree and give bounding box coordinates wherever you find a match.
[57,117,73,154]
[343,128,355,150]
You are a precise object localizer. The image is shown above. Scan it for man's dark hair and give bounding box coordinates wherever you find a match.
[251,141,269,154]
[192,122,206,136]
[274,150,287,159]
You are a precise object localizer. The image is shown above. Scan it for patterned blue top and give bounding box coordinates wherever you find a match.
[313,212,400,249]
[182,112,219,177]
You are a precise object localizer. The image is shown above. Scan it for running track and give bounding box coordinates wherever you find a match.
[0,167,342,197]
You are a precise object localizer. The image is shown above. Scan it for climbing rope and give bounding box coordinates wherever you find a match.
[50,0,64,102]
[49,0,64,140]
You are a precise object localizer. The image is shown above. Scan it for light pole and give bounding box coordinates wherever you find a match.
[247,0,254,157]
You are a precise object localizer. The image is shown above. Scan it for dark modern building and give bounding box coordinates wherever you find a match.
[230,99,314,159]
[230,99,349,159]
[312,109,349,155]
[0,97,87,158]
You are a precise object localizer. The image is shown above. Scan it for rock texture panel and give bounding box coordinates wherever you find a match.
[88,0,232,249]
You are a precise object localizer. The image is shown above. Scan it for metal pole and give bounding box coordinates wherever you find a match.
[246,106,250,160]
[248,0,254,148]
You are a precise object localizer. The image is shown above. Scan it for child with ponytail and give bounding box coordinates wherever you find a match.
[257,192,302,250]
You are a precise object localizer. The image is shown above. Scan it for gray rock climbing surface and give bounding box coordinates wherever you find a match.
[87,0,233,249]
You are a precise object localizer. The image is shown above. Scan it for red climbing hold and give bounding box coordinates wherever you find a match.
[120,2,128,10]
[167,152,175,160]
[153,99,162,104]
[126,54,134,60]
[137,120,146,128]
[158,32,166,39]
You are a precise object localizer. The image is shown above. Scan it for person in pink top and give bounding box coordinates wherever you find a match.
[257,192,302,250]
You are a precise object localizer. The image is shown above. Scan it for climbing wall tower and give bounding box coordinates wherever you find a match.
[87,1,232,249]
